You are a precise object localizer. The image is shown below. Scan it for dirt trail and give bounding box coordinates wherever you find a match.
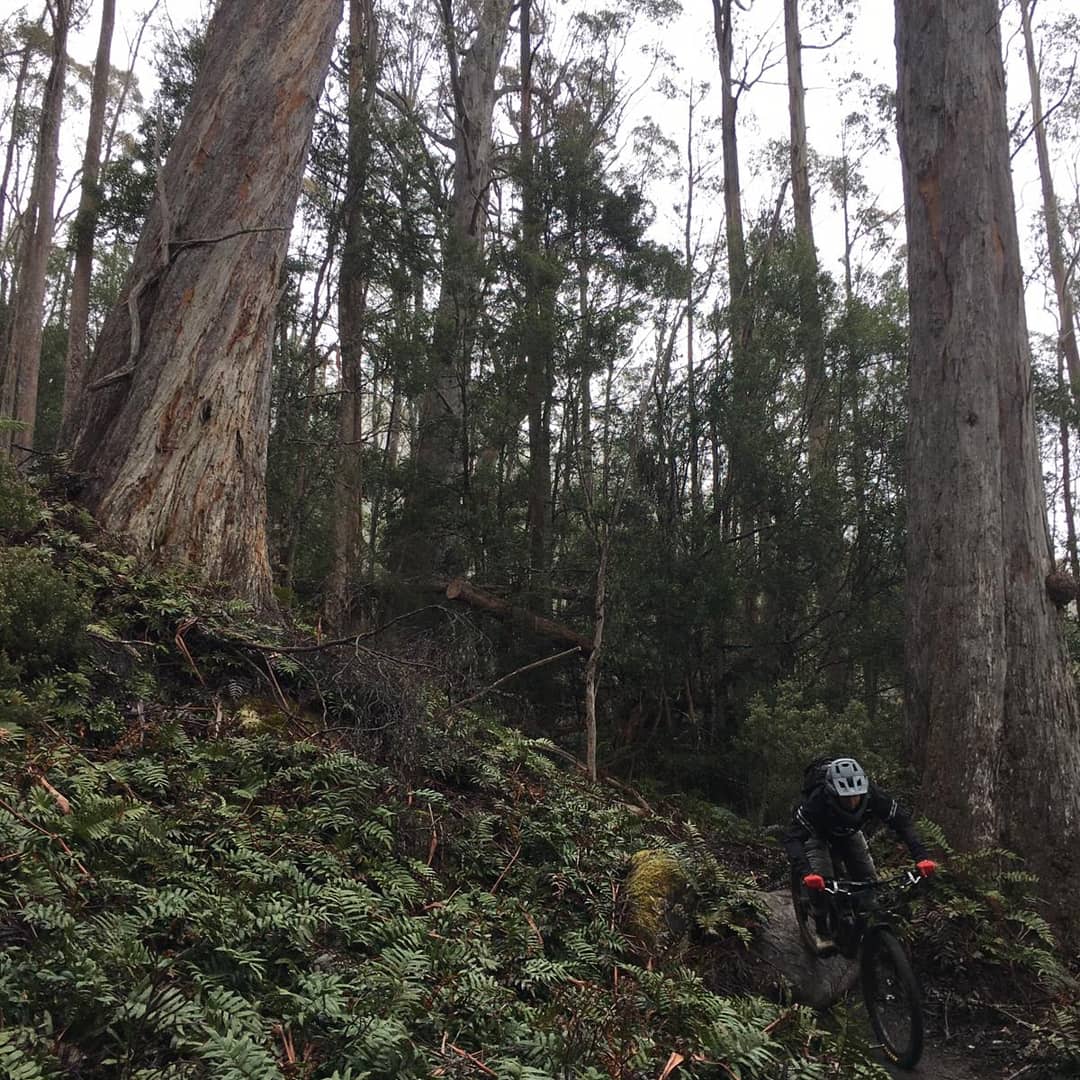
[877,1030,1027,1079]
[880,1043,987,1079]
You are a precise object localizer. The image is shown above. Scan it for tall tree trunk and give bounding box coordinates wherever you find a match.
[326,0,378,632]
[685,85,702,522]
[520,0,553,607]
[897,0,1080,934]
[784,0,827,468]
[578,253,594,506]
[712,0,748,339]
[66,0,342,608]
[712,0,757,624]
[61,0,116,439]
[403,0,512,577]
[1,1,71,457]
[0,24,38,321]
[584,530,608,783]
[1019,0,1080,406]
[1059,347,1080,610]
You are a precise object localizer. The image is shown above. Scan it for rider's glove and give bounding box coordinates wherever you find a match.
[802,873,826,891]
[916,859,938,878]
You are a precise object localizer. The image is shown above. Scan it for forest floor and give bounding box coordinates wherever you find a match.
[876,1002,1024,1079]
[1,471,1076,1078]
[743,845,1063,1080]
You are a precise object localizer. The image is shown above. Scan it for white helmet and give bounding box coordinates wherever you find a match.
[824,758,869,799]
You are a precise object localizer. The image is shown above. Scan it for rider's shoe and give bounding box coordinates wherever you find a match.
[810,912,835,953]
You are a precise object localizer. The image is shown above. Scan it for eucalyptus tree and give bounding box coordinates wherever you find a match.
[96,17,207,253]
[1019,0,1080,413]
[61,0,115,431]
[400,0,514,580]
[66,0,343,608]
[897,0,1080,930]
[518,0,554,605]
[0,0,71,457]
[326,0,380,631]
[783,0,827,468]
[0,14,46,329]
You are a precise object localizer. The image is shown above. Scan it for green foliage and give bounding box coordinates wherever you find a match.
[913,837,1070,988]
[0,456,41,535]
[0,504,888,1080]
[734,679,907,825]
[0,481,1061,1078]
[0,547,89,678]
[0,697,892,1078]
[908,830,1080,1073]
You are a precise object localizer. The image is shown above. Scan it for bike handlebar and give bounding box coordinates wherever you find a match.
[822,868,923,894]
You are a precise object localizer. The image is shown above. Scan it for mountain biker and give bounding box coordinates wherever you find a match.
[783,757,938,943]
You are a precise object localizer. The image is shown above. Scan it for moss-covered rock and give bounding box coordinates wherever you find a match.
[624,848,692,955]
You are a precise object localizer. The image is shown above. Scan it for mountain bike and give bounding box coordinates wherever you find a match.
[790,868,928,1069]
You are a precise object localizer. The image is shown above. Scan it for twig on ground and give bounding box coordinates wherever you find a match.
[0,796,91,880]
[534,741,655,816]
[490,845,522,895]
[173,617,205,686]
[438,1037,498,1077]
[34,774,71,815]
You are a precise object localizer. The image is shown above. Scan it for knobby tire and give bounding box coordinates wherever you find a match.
[861,925,923,1070]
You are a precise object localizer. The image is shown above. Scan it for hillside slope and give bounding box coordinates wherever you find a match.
[0,464,1076,1079]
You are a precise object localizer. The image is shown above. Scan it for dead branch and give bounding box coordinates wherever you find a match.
[444,578,594,653]
[435,646,583,722]
[173,617,206,686]
[34,774,71,815]
[533,741,656,817]
[217,605,451,654]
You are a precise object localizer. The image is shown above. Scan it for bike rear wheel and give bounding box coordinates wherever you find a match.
[861,925,923,1069]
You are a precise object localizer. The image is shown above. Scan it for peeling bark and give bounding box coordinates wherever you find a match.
[897,0,1080,935]
[67,0,343,608]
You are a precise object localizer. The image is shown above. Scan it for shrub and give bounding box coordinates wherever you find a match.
[734,680,907,825]
[0,456,41,536]
[0,547,89,679]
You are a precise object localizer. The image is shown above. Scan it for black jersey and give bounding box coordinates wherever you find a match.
[782,782,929,877]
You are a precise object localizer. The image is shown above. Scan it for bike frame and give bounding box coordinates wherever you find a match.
[817,869,924,958]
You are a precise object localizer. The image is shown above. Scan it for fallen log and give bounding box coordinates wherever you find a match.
[444,578,594,654]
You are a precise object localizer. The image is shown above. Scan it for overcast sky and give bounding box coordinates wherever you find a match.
[53,0,1076,310]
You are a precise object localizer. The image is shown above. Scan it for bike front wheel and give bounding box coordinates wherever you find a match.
[860,925,923,1069]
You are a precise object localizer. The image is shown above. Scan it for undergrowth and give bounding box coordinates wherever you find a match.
[0,471,1075,1078]
[0,707,884,1078]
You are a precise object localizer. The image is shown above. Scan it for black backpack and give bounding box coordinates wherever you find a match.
[801,755,834,799]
